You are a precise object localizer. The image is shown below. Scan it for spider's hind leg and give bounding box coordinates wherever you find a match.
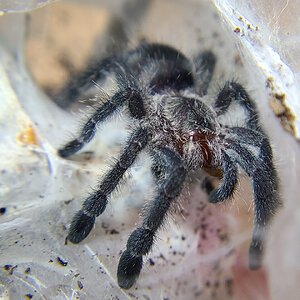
[193,51,216,95]
[54,55,120,109]
[54,0,152,109]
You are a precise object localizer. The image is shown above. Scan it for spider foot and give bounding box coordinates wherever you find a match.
[58,139,83,158]
[249,235,264,270]
[117,250,143,289]
[208,189,225,203]
[67,210,95,244]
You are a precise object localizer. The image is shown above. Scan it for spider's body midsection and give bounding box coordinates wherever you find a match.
[145,97,223,171]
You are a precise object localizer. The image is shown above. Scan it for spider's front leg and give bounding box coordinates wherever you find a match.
[58,76,144,158]
[58,89,130,158]
[67,127,149,244]
[117,147,187,289]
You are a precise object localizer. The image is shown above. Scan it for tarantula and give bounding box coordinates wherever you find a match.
[58,42,280,289]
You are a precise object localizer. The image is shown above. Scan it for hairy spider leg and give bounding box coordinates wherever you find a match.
[54,40,144,109]
[226,139,279,269]
[100,0,152,55]
[58,85,145,158]
[215,81,261,130]
[117,147,187,289]
[230,127,280,268]
[57,41,197,108]
[55,56,120,109]
[201,176,216,194]
[67,127,149,244]
[58,89,127,157]
[206,126,276,205]
[54,0,152,109]
[208,150,238,203]
[193,51,216,96]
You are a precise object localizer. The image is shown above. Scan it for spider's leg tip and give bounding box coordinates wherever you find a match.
[200,51,216,64]
[208,189,224,203]
[248,240,264,270]
[248,250,263,270]
[58,148,69,158]
[249,260,262,270]
[117,251,143,289]
[67,210,95,244]
[58,139,83,158]
[208,190,218,203]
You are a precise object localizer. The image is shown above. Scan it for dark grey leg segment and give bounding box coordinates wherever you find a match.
[201,176,215,195]
[208,150,238,203]
[54,56,119,109]
[67,127,149,244]
[58,88,142,158]
[228,141,280,269]
[117,147,187,289]
[126,88,146,119]
[231,127,266,146]
[215,81,261,130]
[249,138,280,269]
[54,0,152,109]
[194,51,216,95]
[100,0,153,55]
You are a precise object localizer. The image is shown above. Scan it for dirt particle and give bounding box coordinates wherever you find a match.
[0,207,7,215]
[56,256,68,266]
[77,280,83,290]
[3,264,18,275]
[109,229,119,235]
[149,258,155,266]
